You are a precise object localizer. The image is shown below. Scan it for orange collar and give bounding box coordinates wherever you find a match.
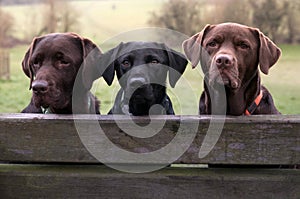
[245,90,263,115]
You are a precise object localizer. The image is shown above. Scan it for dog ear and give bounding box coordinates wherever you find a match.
[256,30,281,75]
[79,36,115,90]
[97,42,125,85]
[182,24,212,68]
[22,36,42,90]
[163,44,188,88]
[99,48,115,86]
[22,49,31,79]
[94,43,125,86]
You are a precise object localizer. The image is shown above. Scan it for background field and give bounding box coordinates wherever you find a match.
[0,0,299,114]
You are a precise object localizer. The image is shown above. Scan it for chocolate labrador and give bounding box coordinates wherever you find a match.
[21,33,111,114]
[96,41,188,115]
[183,23,281,115]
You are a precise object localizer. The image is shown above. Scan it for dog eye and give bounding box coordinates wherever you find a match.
[56,60,70,68]
[33,60,39,65]
[207,41,217,48]
[60,60,69,65]
[121,60,131,68]
[238,42,250,49]
[32,58,41,68]
[150,59,159,64]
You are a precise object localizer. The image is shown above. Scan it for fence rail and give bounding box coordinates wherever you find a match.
[0,114,299,198]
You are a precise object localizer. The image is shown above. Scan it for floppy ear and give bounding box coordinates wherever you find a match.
[22,36,42,90]
[182,24,212,68]
[100,49,115,86]
[96,42,125,86]
[94,43,125,86]
[22,49,31,78]
[79,36,115,90]
[256,30,281,75]
[163,44,188,88]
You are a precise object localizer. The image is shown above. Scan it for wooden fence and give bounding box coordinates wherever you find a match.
[0,114,299,198]
[0,49,10,80]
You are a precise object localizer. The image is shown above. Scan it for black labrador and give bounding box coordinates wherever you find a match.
[97,41,188,115]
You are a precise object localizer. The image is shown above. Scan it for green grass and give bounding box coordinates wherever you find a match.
[261,45,300,114]
[0,46,31,112]
[0,0,299,114]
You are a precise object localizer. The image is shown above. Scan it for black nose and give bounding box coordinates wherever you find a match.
[215,54,234,68]
[129,77,146,89]
[32,80,49,94]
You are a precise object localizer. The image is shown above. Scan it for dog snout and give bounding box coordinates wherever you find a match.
[215,54,234,68]
[129,77,147,88]
[32,80,49,94]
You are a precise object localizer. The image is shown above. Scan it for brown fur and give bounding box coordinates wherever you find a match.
[21,33,110,114]
[183,23,281,115]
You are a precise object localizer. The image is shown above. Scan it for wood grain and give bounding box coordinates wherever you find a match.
[0,114,299,165]
[0,114,299,198]
[0,164,299,199]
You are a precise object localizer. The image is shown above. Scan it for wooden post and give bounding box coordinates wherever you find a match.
[0,49,10,80]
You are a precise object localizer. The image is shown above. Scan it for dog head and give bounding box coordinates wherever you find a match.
[22,32,110,112]
[183,23,281,90]
[97,41,188,114]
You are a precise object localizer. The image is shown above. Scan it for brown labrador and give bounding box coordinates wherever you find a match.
[21,33,111,114]
[183,23,281,115]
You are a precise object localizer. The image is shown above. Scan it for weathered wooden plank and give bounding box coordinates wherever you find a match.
[0,114,299,165]
[0,164,299,199]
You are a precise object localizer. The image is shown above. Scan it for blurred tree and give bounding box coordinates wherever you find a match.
[284,1,300,44]
[40,0,80,34]
[148,0,205,36]
[213,0,252,25]
[148,0,300,44]
[59,1,79,32]
[0,7,14,47]
[250,0,288,43]
[44,0,57,33]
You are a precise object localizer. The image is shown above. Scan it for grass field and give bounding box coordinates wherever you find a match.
[0,0,299,114]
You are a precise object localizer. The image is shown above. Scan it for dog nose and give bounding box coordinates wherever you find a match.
[129,77,146,88]
[215,54,233,68]
[32,80,49,94]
